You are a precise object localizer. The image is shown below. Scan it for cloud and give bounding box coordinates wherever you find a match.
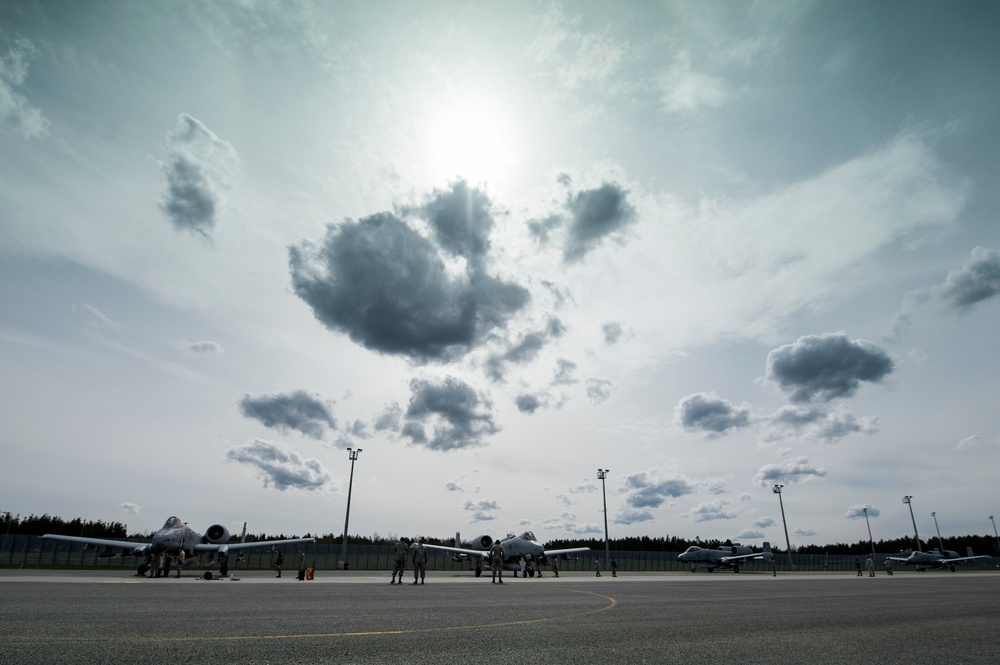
[661,50,733,113]
[225,439,332,491]
[689,500,737,522]
[675,392,751,436]
[401,376,500,451]
[72,303,121,332]
[514,393,543,414]
[700,477,729,495]
[763,404,879,442]
[158,114,238,237]
[602,321,623,345]
[564,183,637,262]
[934,247,1000,313]
[373,401,402,432]
[183,340,222,355]
[289,184,530,363]
[753,456,826,487]
[0,36,47,138]
[238,390,337,440]
[735,529,765,541]
[413,180,496,267]
[617,468,696,520]
[845,504,880,519]
[569,480,598,494]
[552,358,578,385]
[446,469,478,493]
[765,333,894,403]
[118,502,141,516]
[485,319,564,382]
[752,517,776,529]
[585,377,614,404]
[463,499,500,522]
[793,528,817,537]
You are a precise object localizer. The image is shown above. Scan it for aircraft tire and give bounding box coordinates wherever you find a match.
[528,568,535,578]
[733,566,740,573]
[690,566,696,573]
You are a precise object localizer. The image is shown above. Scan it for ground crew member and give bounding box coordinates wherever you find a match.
[491,539,505,584]
[595,559,601,577]
[866,556,875,577]
[412,538,427,584]
[885,559,894,576]
[296,548,306,580]
[610,558,618,577]
[274,550,283,578]
[855,559,862,576]
[771,558,777,577]
[175,548,185,578]
[550,557,559,578]
[391,537,407,584]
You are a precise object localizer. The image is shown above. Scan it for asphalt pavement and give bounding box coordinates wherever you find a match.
[1,569,998,663]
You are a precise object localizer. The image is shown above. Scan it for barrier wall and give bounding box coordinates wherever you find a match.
[2,535,998,573]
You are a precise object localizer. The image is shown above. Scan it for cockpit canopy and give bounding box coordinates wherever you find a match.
[519,531,537,542]
[163,516,184,529]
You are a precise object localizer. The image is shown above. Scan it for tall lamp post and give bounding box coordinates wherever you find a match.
[339,447,362,569]
[989,515,999,555]
[931,511,945,552]
[597,469,610,568]
[902,496,920,552]
[773,484,794,570]
[863,507,876,562]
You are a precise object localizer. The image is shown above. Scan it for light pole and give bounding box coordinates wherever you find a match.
[597,469,610,568]
[902,496,920,552]
[773,484,794,570]
[863,507,876,562]
[339,447,362,569]
[931,511,945,553]
[989,516,999,555]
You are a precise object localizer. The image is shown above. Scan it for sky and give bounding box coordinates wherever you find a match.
[2,0,1000,550]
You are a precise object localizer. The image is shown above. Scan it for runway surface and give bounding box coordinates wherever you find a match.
[2,569,998,663]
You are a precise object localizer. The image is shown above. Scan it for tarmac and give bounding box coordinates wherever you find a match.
[1,568,998,663]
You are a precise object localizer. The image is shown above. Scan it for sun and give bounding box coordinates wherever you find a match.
[425,100,516,191]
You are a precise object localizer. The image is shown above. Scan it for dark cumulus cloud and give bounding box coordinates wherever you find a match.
[415,180,495,266]
[585,377,614,404]
[765,333,894,404]
[401,376,499,451]
[159,114,238,237]
[515,393,543,414]
[226,439,332,491]
[239,390,337,440]
[763,405,878,443]
[753,457,826,487]
[289,183,529,363]
[675,392,751,436]
[615,468,695,525]
[527,179,637,263]
[934,247,1000,312]
[485,318,565,382]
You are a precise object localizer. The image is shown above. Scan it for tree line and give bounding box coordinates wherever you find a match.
[4,512,997,555]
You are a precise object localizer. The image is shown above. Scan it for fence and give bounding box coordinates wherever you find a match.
[2,535,998,573]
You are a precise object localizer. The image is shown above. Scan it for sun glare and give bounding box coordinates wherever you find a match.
[425,101,516,191]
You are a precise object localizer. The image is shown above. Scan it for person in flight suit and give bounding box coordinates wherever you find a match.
[412,538,428,585]
[391,537,408,584]
[491,539,505,584]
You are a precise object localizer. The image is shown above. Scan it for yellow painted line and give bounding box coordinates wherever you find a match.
[9,590,617,644]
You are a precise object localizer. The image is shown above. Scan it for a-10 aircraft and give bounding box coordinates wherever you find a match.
[422,531,590,578]
[887,547,988,572]
[41,515,315,577]
[677,542,773,572]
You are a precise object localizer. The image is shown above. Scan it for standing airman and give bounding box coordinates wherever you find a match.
[491,539,505,584]
[391,537,407,584]
[412,537,427,584]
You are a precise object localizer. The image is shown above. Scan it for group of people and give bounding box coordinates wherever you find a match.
[273,549,307,579]
[855,557,893,576]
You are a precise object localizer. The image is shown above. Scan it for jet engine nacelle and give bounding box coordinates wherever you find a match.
[476,534,494,550]
[943,550,960,559]
[203,524,231,544]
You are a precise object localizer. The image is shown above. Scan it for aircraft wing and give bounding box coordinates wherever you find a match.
[719,551,767,564]
[940,554,989,564]
[193,537,316,553]
[543,547,591,558]
[422,543,490,561]
[40,534,150,553]
[887,556,910,562]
